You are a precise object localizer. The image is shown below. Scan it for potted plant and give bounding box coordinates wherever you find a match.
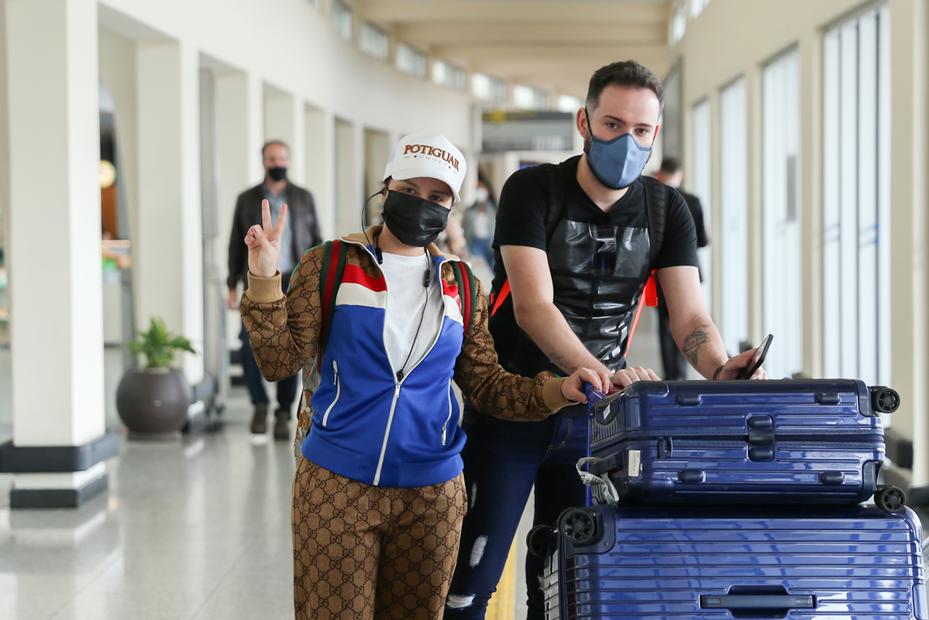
[116,317,196,439]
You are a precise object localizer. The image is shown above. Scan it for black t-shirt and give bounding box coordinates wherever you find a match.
[487,155,699,376]
[492,156,699,288]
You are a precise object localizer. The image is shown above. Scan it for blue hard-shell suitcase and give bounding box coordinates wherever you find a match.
[582,379,903,508]
[536,503,928,619]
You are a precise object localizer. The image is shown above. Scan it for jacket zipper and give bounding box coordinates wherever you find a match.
[321,360,340,427]
[340,237,454,486]
[442,380,454,446]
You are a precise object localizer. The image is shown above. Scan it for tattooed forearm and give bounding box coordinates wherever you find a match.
[681,325,711,367]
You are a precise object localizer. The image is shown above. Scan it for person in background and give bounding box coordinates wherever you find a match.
[461,175,497,270]
[227,140,322,440]
[653,157,710,380]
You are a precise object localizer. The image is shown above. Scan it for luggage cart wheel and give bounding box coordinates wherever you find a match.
[870,386,901,414]
[562,509,598,546]
[875,485,907,513]
[527,525,554,559]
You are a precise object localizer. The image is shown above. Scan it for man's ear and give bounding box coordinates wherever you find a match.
[576,107,590,140]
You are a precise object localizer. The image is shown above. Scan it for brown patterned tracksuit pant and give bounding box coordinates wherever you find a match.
[292,458,468,619]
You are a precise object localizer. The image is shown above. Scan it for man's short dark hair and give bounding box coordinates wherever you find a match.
[586,60,663,110]
[659,157,682,174]
[261,140,290,157]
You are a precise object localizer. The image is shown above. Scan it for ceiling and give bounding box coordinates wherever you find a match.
[354,0,674,101]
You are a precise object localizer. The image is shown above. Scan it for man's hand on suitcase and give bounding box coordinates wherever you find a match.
[714,349,769,380]
[611,366,660,389]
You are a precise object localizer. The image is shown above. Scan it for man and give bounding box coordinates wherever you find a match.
[227,140,321,440]
[653,157,710,380]
[445,61,763,619]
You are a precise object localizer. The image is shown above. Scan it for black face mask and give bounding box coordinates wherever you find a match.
[267,166,287,182]
[381,191,450,248]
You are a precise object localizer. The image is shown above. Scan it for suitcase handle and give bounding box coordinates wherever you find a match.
[700,594,815,611]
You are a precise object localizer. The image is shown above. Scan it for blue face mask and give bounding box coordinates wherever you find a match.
[584,109,653,190]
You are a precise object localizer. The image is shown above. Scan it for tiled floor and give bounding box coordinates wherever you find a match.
[0,388,297,619]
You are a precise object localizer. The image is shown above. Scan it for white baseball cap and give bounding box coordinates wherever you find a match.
[383,133,467,203]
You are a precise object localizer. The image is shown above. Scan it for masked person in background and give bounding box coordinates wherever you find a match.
[445,61,765,619]
[461,175,497,270]
[227,140,321,440]
[240,133,604,620]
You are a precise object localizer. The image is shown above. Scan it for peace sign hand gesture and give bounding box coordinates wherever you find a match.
[245,199,288,278]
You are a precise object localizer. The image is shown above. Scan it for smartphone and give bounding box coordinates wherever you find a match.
[739,333,773,379]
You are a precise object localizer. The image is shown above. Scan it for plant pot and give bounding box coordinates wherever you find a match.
[116,368,191,439]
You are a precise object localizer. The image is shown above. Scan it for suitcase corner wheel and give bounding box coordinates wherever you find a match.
[559,508,599,546]
[527,525,555,559]
[870,386,901,414]
[874,485,907,513]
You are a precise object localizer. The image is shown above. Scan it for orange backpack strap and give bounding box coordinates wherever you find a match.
[489,278,511,318]
[626,270,659,351]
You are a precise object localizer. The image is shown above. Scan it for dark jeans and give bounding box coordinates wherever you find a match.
[657,292,687,380]
[239,272,298,412]
[444,404,588,619]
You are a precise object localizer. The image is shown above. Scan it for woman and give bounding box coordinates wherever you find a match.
[240,134,603,619]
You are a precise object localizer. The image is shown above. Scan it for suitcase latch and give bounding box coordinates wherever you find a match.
[658,437,673,459]
[747,415,775,462]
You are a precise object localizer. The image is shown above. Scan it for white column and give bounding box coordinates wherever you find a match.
[305,105,334,239]
[263,87,307,188]
[334,118,361,236]
[888,0,929,485]
[264,88,295,152]
[135,39,204,385]
[798,34,823,378]
[215,70,262,346]
[292,97,307,187]
[2,0,112,508]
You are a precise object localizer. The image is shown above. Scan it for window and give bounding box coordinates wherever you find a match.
[690,99,712,315]
[822,5,890,384]
[690,0,709,18]
[331,0,352,41]
[670,1,687,44]
[359,22,389,60]
[472,73,507,102]
[432,60,466,90]
[396,43,427,78]
[557,95,582,113]
[762,49,802,378]
[719,78,748,354]
[513,85,549,110]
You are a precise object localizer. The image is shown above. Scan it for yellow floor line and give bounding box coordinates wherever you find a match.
[485,540,516,620]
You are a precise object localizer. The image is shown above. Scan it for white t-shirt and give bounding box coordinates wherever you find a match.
[379,251,445,379]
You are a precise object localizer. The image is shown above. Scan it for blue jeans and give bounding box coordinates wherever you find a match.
[239,272,298,410]
[467,238,495,272]
[444,404,588,619]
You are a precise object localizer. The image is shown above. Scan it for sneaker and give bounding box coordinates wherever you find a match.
[273,408,290,441]
[250,404,268,435]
